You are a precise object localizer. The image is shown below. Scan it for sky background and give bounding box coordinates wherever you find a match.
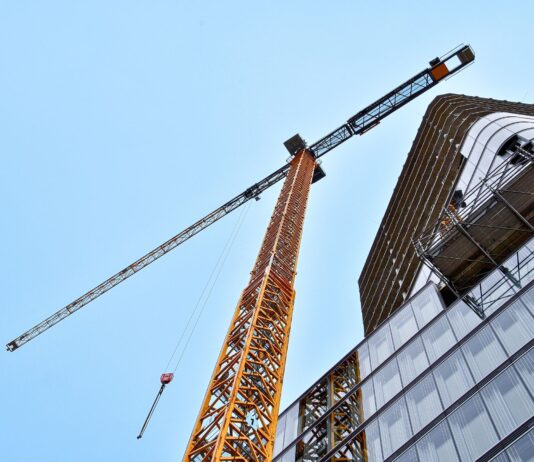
[2,1,534,460]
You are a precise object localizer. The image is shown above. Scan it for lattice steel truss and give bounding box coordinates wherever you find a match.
[298,382,329,460]
[329,354,362,462]
[287,354,363,462]
[415,144,534,318]
[184,150,316,461]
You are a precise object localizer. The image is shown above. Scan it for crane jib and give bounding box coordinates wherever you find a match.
[6,45,474,352]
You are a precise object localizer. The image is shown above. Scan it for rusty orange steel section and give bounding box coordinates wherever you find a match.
[184,150,316,461]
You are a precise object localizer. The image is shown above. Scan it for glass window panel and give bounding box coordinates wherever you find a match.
[462,325,507,382]
[482,367,534,438]
[487,283,517,317]
[340,392,363,431]
[449,394,499,460]
[280,446,296,462]
[491,299,534,355]
[363,420,382,462]
[379,397,412,458]
[422,316,457,363]
[406,373,443,433]
[393,445,419,462]
[515,242,534,288]
[505,427,534,462]
[299,379,328,432]
[520,286,534,316]
[520,265,534,295]
[284,403,299,445]
[332,355,358,402]
[433,349,475,408]
[416,420,460,462]
[477,270,516,317]
[447,300,481,340]
[390,305,418,349]
[514,347,534,396]
[489,453,510,462]
[374,359,402,409]
[368,325,394,369]
[274,413,286,456]
[360,380,376,419]
[411,286,442,328]
[298,420,328,459]
[358,342,371,380]
[397,337,429,386]
[330,438,364,462]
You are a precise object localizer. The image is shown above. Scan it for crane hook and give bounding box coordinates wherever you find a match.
[136,373,174,440]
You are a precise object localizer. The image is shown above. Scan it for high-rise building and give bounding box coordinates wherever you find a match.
[273,94,534,461]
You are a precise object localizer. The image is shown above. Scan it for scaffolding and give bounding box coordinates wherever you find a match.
[414,141,534,318]
[294,353,363,462]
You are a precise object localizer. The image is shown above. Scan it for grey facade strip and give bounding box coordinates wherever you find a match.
[275,277,533,461]
[314,338,534,462]
[315,315,533,462]
[464,116,519,199]
[280,264,490,424]
[276,282,436,422]
[476,416,534,462]
[279,271,493,427]
[383,341,534,462]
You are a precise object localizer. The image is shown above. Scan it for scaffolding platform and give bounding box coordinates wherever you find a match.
[415,146,534,316]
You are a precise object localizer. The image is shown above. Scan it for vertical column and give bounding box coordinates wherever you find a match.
[184,150,316,461]
[329,354,361,461]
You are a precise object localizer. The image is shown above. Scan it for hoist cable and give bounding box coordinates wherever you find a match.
[164,200,251,373]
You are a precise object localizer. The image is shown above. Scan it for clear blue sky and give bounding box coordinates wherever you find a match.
[2,1,533,460]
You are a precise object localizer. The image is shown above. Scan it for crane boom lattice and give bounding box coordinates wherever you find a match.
[7,45,473,353]
[6,165,290,351]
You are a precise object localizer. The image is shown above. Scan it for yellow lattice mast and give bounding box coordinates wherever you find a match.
[184,149,316,461]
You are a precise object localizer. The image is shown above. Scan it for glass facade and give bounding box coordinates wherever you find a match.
[274,240,534,462]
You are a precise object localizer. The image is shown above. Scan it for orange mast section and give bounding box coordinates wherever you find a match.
[184,149,316,461]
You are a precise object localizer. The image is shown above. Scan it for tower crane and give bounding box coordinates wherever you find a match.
[7,45,474,460]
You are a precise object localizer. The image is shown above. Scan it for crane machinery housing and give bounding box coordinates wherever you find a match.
[7,45,475,461]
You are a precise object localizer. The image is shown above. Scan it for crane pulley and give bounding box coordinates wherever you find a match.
[6,45,474,353]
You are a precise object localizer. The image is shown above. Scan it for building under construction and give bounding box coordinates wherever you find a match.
[273,94,534,461]
[11,46,534,460]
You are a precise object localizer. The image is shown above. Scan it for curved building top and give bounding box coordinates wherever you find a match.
[358,94,534,335]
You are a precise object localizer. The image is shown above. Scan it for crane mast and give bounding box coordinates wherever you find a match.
[183,45,475,461]
[185,149,316,461]
[6,42,475,460]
